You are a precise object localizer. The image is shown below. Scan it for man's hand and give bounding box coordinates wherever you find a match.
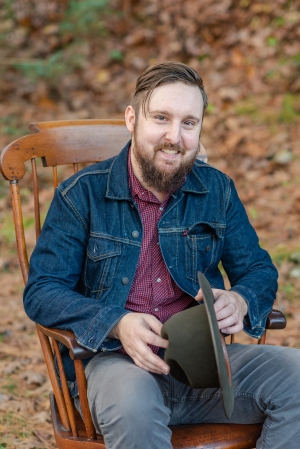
[195,288,248,334]
[109,313,170,375]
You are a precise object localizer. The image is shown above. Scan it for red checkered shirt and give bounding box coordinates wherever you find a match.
[119,150,194,354]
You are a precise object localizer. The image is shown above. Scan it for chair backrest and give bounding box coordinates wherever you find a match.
[0,119,208,286]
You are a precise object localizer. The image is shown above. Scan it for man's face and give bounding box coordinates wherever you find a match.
[125,82,204,195]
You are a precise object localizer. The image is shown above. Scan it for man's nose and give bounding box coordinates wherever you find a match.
[165,122,181,145]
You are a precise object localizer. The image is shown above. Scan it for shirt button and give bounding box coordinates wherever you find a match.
[132,231,139,238]
[122,277,129,285]
[205,246,211,252]
[154,307,159,312]
[156,278,161,283]
[159,207,164,211]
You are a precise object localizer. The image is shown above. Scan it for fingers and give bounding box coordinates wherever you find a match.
[130,341,170,374]
[212,289,247,334]
[142,315,169,349]
[115,313,170,375]
[220,321,244,335]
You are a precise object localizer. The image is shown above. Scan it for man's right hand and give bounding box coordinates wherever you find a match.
[109,313,170,375]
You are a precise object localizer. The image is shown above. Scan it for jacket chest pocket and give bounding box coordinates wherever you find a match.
[84,237,121,297]
[185,223,223,282]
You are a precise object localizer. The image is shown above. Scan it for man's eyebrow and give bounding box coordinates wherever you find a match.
[149,110,200,123]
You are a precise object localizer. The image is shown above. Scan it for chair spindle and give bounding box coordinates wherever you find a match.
[10,180,29,284]
[36,326,71,431]
[52,339,78,437]
[53,166,58,190]
[31,158,41,240]
[258,332,266,345]
[74,359,97,440]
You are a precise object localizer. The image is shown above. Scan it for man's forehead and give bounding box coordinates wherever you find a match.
[147,82,203,118]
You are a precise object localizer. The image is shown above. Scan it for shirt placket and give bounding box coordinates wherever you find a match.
[151,202,168,319]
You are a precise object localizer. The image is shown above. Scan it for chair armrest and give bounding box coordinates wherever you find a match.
[266,309,286,330]
[36,324,95,360]
[36,309,286,362]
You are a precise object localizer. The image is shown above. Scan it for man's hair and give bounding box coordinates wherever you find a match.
[132,61,208,118]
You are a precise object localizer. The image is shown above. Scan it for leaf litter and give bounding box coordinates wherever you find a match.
[0,0,300,447]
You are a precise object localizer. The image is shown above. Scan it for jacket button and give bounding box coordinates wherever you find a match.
[205,245,211,252]
[122,277,129,285]
[132,231,139,238]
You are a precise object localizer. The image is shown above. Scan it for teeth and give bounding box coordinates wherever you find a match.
[161,149,178,155]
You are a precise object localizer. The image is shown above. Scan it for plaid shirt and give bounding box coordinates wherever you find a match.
[119,151,194,354]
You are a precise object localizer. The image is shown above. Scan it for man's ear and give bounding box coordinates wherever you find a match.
[125,105,135,133]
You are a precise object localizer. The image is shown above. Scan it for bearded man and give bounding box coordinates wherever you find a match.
[24,62,300,449]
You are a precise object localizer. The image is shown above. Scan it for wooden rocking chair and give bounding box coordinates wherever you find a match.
[0,119,286,449]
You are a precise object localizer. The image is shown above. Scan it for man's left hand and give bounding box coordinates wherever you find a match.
[195,289,248,334]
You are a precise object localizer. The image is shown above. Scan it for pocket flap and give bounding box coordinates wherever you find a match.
[188,222,225,239]
[87,237,121,262]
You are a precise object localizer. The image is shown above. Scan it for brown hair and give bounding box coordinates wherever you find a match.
[132,61,208,118]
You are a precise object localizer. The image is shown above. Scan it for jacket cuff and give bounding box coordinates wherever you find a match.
[229,285,259,329]
[76,307,131,352]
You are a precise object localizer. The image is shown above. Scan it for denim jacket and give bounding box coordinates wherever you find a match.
[23,142,278,396]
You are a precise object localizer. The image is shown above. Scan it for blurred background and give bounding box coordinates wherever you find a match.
[0,0,299,447]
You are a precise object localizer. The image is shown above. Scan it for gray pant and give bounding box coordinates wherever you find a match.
[75,344,300,449]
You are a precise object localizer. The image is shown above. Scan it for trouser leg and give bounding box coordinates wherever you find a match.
[76,351,172,449]
[168,344,300,449]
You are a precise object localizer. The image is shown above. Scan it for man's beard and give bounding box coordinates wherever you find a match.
[132,133,198,194]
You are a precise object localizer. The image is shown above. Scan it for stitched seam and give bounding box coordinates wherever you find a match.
[58,169,110,196]
[63,194,88,232]
[89,233,141,247]
[225,177,231,209]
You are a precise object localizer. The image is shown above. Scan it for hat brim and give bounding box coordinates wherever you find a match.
[197,271,234,419]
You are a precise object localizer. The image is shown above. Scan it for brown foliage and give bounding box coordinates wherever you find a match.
[0,0,300,447]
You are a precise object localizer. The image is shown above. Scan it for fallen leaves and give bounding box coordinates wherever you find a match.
[0,1,299,448]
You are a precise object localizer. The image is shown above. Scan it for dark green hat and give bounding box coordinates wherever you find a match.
[161,271,234,419]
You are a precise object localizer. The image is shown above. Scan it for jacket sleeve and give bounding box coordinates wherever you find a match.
[23,187,130,352]
[221,178,278,337]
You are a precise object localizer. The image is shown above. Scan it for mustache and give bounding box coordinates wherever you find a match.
[154,142,186,155]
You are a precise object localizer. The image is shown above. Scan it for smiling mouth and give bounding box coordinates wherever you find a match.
[161,149,180,155]
[155,142,186,156]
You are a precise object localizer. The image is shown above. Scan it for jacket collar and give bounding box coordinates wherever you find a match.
[105,141,133,200]
[106,141,209,200]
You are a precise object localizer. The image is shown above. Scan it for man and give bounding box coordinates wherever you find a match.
[24,62,300,449]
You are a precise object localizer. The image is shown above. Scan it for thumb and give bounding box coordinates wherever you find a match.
[195,288,203,302]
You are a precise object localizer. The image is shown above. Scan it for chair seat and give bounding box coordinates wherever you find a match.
[50,393,262,449]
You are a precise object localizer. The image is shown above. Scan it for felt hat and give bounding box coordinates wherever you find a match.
[161,271,234,419]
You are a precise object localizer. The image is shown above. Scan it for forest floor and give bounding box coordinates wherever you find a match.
[0,0,300,447]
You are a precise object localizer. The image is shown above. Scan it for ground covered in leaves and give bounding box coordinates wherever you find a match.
[0,0,300,447]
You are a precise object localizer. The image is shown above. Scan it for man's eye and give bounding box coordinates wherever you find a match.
[156,115,167,121]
